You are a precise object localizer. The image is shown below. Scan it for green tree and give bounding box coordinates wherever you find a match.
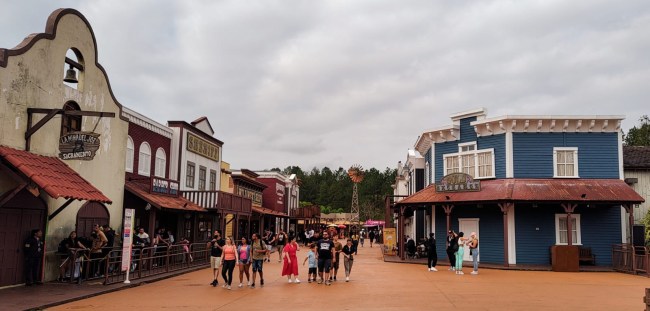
[624,115,650,146]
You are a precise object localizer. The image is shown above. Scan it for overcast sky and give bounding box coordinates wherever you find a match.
[1,1,649,171]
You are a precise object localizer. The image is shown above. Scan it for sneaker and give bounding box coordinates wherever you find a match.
[251,283,256,288]
[449,267,454,271]
[278,260,282,263]
[458,271,464,275]
[288,279,293,283]
[222,284,227,288]
[295,279,301,283]
[211,280,217,287]
[345,276,349,282]
[471,271,479,275]
[308,279,312,283]
[227,285,231,290]
[247,281,251,286]
[432,267,438,272]
[325,281,331,286]
[317,279,323,284]
[238,283,243,288]
[428,267,431,271]
[260,279,264,287]
[333,276,337,281]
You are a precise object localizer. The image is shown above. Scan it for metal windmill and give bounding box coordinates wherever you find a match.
[348,165,365,232]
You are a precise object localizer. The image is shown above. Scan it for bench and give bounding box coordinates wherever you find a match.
[578,247,596,265]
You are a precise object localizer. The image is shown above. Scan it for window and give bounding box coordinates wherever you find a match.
[444,156,459,175]
[126,136,134,173]
[554,147,579,178]
[209,169,217,191]
[443,142,495,178]
[198,166,207,190]
[154,148,166,178]
[424,162,429,186]
[61,101,82,136]
[138,142,151,176]
[186,162,195,188]
[555,214,581,245]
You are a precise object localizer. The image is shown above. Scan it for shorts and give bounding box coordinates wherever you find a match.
[276,244,284,252]
[317,258,332,273]
[333,258,340,270]
[308,267,317,275]
[210,256,222,269]
[238,259,250,265]
[252,259,264,272]
[266,245,274,253]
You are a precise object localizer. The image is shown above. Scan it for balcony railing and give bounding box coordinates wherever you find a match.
[181,190,251,215]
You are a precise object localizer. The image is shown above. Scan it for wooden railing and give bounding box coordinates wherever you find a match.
[612,244,649,277]
[181,190,252,214]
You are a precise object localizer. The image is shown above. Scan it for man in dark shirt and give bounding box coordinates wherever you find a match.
[316,231,336,285]
[207,230,225,287]
[24,229,43,286]
[446,230,458,271]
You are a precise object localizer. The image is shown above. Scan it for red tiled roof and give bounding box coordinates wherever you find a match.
[252,206,288,217]
[125,180,205,212]
[0,145,111,203]
[398,179,644,205]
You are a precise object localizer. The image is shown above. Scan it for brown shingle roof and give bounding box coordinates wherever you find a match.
[623,146,650,169]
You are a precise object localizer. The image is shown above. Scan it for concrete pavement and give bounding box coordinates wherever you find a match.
[48,241,649,311]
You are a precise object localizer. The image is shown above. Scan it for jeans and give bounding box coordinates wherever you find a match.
[471,248,479,271]
[343,257,353,276]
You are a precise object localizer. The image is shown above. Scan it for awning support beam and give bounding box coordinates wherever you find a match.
[48,198,75,221]
[561,203,578,246]
[0,183,28,207]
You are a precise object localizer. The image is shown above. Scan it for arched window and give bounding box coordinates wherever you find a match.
[126,136,134,172]
[61,101,82,136]
[154,148,166,178]
[138,142,151,176]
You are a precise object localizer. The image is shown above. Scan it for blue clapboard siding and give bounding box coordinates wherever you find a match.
[459,117,478,143]
[477,134,506,179]
[515,205,559,264]
[580,206,621,266]
[435,205,504,264]
[513,132,619,178]
[434,142,457,182]
[425,148,432,184]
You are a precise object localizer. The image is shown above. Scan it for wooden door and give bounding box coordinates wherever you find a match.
[459,218,479,261]
[0,208,45,287]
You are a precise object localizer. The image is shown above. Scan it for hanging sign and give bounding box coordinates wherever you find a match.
[58,131,100,160]
[436,172,481,192]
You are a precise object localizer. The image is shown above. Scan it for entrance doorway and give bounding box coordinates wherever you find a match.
[0,189,46,287]
[459,218,479,261]
[76,202,109,239]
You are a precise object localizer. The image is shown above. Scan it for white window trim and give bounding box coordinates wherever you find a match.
[553,147,579,178]
[424,162,430,187]
[126,136,134,173]
[154,148,166,178]
[554,213,582,245]
[138,142,151,177]
[458,141,477,151]
[442,147,495,179]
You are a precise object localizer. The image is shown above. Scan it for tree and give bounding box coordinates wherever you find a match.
[624,115,650,146]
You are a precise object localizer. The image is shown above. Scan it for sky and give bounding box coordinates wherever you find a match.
[1,1,649,171]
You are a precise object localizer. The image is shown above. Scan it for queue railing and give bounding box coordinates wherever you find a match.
[612,244,649,277]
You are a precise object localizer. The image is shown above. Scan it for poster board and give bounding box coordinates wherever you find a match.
[383,228,396,256]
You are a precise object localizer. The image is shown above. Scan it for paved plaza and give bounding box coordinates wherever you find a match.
[44,243,648,311]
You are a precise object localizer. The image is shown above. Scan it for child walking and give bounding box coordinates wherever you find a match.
[302,243,317,283]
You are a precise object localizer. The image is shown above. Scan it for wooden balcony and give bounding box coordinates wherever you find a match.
[291,205,321,219]
[181,190,252,215]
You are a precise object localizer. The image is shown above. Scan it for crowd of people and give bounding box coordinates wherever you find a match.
[207,227,362,290]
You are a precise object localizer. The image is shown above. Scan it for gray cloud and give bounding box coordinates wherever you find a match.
[1,0,649,170]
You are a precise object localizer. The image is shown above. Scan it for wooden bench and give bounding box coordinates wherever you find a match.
[579,247,596,265]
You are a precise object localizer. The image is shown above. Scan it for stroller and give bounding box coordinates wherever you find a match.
[406,239,418,259]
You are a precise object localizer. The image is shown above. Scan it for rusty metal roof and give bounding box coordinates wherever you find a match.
[125,180,205,212]
[0,145,112,203]
[252,206,288,217]
[397,178,645,205]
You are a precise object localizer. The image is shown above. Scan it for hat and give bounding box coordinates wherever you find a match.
[471,232,476,237]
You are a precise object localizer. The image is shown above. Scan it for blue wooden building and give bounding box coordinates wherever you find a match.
[394,108,644,267]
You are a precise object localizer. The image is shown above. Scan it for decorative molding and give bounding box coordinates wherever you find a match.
[122,107,173,138]
[471,116,625,137]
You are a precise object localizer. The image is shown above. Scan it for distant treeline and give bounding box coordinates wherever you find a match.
[268,166,396,220]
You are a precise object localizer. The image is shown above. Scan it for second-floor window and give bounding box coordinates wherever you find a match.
[138,142,151,176]
[186,162,195,188]
[126,136,134,173]
[443,142,494,178]
[198,166,206,190]
[154,148,166,178]
[209,169,217,191]
[554,147,579,178]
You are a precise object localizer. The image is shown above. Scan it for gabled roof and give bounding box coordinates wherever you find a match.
[0,145,111,203]
[624,146,650,169]
[191,116,215,136]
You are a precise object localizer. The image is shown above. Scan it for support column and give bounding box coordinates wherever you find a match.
[399,206,406,260]
[442,204,454,234]
[623,204,635,245]
[561,203,577,246]
[498,202,513,267]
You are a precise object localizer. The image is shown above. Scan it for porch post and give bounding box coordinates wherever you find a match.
[399,206,406,260]
[498,202,513,267]
[561,203,577,246]
[623,204,634,245]
[442,204,454,233]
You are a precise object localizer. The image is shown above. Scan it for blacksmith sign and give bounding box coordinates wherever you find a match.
[436,172,481,192]
[186,132,219,161]
[58,132,100,160]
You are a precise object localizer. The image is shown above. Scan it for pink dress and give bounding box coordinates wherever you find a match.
[281,243,299,276]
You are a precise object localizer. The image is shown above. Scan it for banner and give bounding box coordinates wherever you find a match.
[383,228,396,256]
[121,209,135,272]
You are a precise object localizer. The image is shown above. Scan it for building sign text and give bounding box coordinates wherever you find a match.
[436,172,481,192]
[187,132,219,161]
[59,132,100,160]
